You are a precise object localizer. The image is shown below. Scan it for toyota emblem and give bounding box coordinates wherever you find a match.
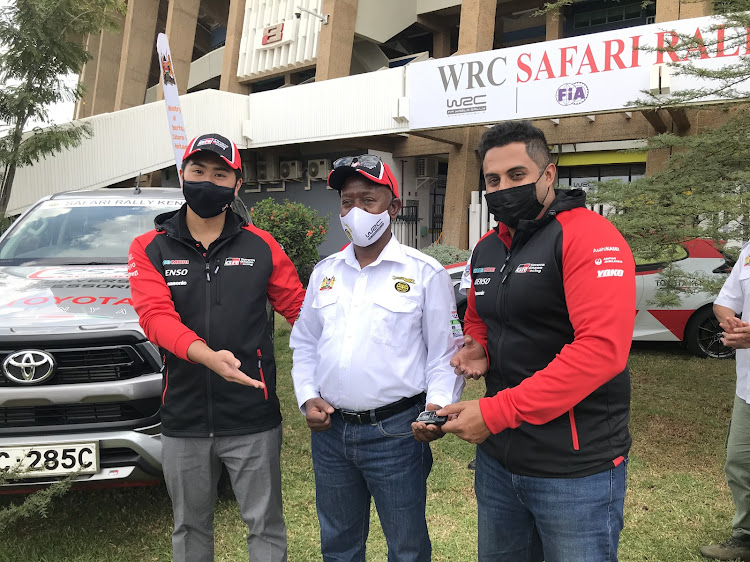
[2,350,56,384]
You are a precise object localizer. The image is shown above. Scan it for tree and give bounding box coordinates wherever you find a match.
[0,0,124,220]
[574,4,750,303]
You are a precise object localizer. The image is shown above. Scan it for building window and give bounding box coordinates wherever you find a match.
[568,0,656,36]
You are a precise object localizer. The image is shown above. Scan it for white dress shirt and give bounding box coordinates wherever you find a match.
[290,235,465,413]
[715,242,750,402]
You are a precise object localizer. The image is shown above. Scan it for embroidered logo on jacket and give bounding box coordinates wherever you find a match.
[515,263,545,274]
[163,259,189,265]
[320,276,335,291]
[224,257,255,266]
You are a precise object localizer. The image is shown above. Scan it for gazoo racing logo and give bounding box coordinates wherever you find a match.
[556,82,589,106]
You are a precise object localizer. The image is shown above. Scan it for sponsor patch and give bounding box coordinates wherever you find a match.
[395,281,411,293]
[224,257,255,267]
[597,269,624,278]
[167,281,187,287]
[474,290,485,296]
[474,277,491,285]
[163,259,189,265]
[472,267,496,273]
[165,268,188,276]
[593,246,620,253]
[320,276,335,291]
[515,263,545,274]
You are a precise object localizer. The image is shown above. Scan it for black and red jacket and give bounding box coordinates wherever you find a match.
[466,189,635,478]
[128,205,304,437]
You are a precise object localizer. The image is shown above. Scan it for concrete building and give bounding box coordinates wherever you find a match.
[11,0,724,254]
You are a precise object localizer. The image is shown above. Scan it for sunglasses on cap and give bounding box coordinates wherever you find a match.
[330,154,398,196]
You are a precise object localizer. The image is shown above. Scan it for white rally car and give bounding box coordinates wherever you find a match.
[446,238,735,359]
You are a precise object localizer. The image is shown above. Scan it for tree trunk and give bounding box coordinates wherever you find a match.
[0,117,26,219]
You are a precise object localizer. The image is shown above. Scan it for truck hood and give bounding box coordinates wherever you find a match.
[0,265,137,329]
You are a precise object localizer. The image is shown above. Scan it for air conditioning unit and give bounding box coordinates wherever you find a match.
[241,154,257,183]
[280,160,303,181]
[416,157,439,178]
[256,153,279,182]
[308,159,331,180]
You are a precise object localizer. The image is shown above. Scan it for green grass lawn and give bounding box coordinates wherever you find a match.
[0,323,739,561]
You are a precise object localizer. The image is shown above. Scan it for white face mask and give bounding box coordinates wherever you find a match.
[339,206,391,247]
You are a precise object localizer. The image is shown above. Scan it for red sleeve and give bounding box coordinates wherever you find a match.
[479,210,636,434]
[128,232,203,361]
[464,229,505,361]
[463,286,488,359]
[244,225,305,325]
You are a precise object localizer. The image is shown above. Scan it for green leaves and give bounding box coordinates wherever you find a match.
[0,0,125,218]
[249,198,329,285]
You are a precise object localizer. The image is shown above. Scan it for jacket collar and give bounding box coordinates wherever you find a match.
[155,203,247,242]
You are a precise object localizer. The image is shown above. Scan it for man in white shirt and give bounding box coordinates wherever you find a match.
[702,245,750,561]
[290,154,464,562]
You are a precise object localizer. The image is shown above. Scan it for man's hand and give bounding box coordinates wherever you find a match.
[438,400,491,444]
[450,335,489,379]
[721,316,750,349]
[187,341,265,388]
[411,403,445,443]
[304,397,335,431]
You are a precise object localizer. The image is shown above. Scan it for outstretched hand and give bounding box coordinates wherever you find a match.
[450,335,489,379]
[411,403,445,443]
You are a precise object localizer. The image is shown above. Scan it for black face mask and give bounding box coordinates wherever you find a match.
[182,180,236,219]
[484,171,549,229]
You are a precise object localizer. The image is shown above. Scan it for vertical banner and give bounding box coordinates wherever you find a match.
[156,33,188,181]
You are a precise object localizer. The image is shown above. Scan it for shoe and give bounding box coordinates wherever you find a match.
[467,458,476,470]
[701,536,750,560]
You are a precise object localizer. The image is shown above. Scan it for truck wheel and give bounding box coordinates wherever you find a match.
[684,306,735,359]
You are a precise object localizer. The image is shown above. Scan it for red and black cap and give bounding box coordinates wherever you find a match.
[183,133,242,172]
[327,155,399,198]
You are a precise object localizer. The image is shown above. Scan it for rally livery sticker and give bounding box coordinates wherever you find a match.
[28,267,128,280]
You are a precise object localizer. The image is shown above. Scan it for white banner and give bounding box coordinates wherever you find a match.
[407,16,750,129]
[156,33,188,177]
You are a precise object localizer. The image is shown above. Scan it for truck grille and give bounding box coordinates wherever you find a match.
[0,345,156,386]
[0,398,161,428]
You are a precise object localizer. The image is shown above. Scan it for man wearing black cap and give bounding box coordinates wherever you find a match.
[289,154,464,562]
[128,133,304,562]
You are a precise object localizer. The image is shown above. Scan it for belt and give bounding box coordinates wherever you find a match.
[337,393,426,425]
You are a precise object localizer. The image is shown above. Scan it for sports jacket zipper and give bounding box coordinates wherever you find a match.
[257,349,269,400]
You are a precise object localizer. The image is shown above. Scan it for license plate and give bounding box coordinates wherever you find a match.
[0,443,99,479]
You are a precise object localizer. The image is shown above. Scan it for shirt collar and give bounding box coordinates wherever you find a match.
[338,234,406,270]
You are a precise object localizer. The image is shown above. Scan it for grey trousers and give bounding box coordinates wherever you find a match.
[727,394,750,539]
[162,425,287,562]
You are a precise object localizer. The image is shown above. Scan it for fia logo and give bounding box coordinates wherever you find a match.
[556,82,589,106]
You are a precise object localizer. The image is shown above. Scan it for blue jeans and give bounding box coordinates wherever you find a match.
[310,403,432,562]
[475,445,627,562]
